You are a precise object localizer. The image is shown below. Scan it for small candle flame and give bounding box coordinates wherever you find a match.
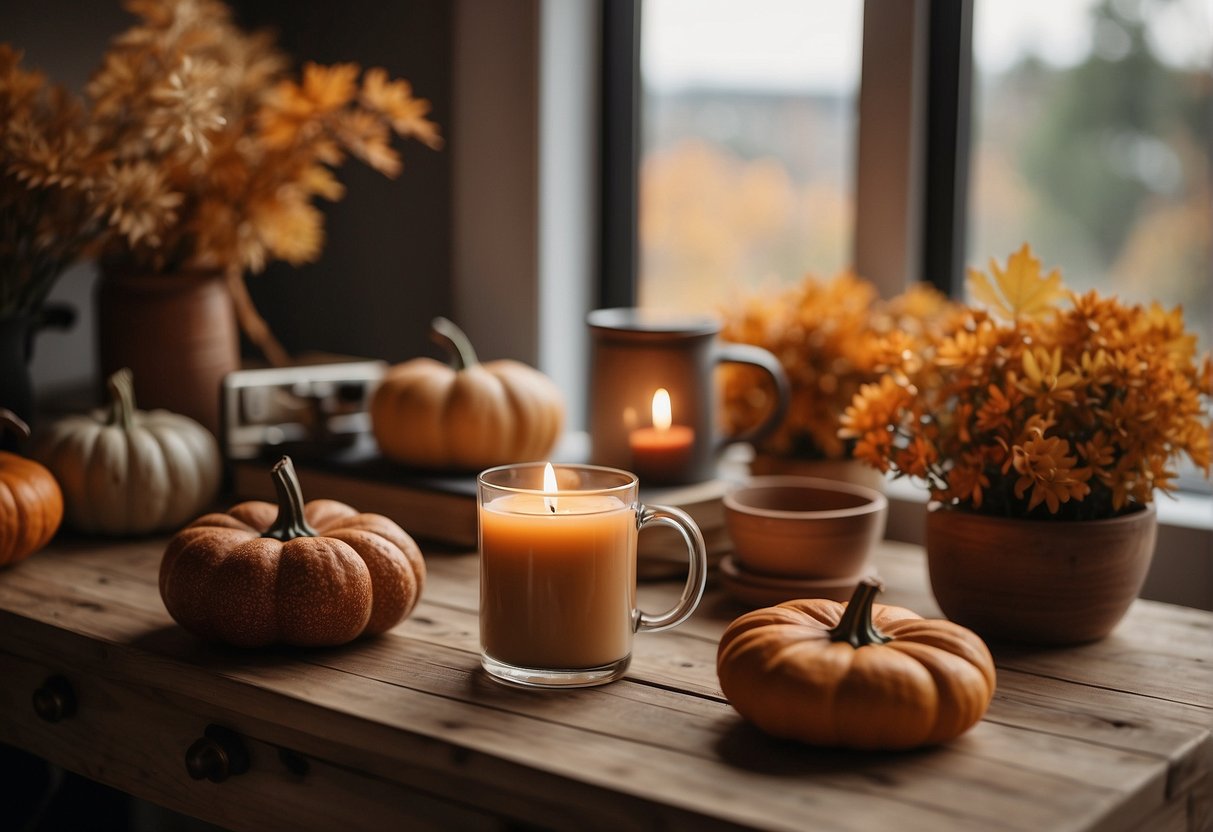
[542,462,558,513]
[652,388,672,432]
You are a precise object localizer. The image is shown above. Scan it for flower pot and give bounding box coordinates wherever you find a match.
[925,504,1157,645]
[96,269,239,437]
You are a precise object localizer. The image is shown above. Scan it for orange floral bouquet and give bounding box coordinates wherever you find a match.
[2,0,440,359]
[840,245,1212,520]
[721,272,959,461]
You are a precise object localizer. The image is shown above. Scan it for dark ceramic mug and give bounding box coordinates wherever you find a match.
[587,308,789,485]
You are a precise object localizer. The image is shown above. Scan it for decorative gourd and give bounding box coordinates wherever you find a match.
[716,579,996,750]
[33,368,221,535]
[0,409,64,567]
[371,317,564,470]
[160,456,426,647]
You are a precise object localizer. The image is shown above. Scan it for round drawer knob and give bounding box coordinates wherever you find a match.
[32,675,77,723]
[185,725,250,783]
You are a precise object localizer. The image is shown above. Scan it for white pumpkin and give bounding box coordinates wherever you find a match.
[34,368,222,535]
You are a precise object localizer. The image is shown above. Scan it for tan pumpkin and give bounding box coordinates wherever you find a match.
[371,317,564,470]
[0,409,64,567]
[160,456,426,647]
[717,579,996,750]
[33,368,221,535]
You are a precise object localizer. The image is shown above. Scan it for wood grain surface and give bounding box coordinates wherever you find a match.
[0,536,1209,831]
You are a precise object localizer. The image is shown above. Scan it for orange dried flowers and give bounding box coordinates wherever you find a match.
[721,272,959,461]
[1,0,440,318]
[840,244,1212,520]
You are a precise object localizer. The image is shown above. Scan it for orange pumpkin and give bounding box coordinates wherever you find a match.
[371,317,564,471]
[160,456,425,647]
[0,409,63,567]
[717,579,996,750]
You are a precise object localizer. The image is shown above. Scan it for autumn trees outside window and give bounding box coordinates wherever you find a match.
[634,0,1210,355]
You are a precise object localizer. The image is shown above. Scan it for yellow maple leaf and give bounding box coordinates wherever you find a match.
[968,243,1065,322]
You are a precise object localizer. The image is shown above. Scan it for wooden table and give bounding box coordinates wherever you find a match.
[1,536,1210,831]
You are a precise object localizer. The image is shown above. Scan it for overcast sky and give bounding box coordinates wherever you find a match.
[642,0,1211,93]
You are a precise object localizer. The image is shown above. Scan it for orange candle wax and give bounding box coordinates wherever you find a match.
[480,492,637,670]
[630,388,695,484]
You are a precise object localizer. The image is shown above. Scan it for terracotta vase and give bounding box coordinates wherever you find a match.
[96,269,239,437]
[925,504,1157,645]
[750,452,886,492]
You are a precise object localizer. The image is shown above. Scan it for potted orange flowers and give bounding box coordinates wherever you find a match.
[720,272,958,487]
[840,245,1212,644]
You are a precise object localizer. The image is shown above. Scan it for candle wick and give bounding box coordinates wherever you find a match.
[549,503,556,513]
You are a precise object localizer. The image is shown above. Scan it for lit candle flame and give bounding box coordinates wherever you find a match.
[542,462,558,513]
[651,388,672,432]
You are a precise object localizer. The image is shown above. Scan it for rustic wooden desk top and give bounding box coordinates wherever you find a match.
[1,536,1210,831]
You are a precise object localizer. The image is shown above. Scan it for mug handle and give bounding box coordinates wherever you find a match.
[634,504,708,633]
[713,342,790,449]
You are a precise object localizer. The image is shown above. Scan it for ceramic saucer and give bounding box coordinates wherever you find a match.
[719,554,879,608]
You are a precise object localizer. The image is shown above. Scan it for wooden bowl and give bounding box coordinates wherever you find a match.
[723,476,887,579]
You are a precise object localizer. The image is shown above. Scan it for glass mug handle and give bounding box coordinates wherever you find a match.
[713,342,790,449]
[634,504,708,633]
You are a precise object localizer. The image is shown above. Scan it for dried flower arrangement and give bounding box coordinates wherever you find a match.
[1,0,440,359]
[720,272,959,461]
[840,244,1213,520]
[1,45,96,317]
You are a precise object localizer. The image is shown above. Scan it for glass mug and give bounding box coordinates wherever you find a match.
[587,307,790,485]
[478,462,707,688]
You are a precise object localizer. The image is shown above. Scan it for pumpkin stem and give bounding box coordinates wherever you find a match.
[264,456,319,541]
[430,317,479,370]
[0,408,31,443]
[829,578,891,648]
[106,368,137,431]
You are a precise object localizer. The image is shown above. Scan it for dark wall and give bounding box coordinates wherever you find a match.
[233,0,454,364]
[5,0,454,402]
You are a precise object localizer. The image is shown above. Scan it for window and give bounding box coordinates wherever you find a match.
[636,0,863,314]
[967,0,1211,354]
[968,0,1212,494]
[607,0,1209,604]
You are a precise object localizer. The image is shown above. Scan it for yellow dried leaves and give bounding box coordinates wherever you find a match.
[1,0,441,307]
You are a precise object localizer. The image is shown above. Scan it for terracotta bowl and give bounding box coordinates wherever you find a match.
[719,554,881,607]
[925,504,1157,644]
[723,476,888,579]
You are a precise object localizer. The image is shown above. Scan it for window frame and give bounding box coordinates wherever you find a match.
[598,0,1211,607]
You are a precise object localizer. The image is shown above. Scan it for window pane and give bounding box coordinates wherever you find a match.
[968,0,1212,354]
[638,0,863,314]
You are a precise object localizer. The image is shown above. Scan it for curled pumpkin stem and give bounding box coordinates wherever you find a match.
[264,456,319,541]
[0,408,31,442]
[830,578,891,648]
[106,368,137,431]
[430,317,479,370]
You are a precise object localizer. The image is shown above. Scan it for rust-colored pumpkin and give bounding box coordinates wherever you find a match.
[371,317,564,471]
[717,579,996,750]
[0,409,63,567]
[160,456,426,647]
